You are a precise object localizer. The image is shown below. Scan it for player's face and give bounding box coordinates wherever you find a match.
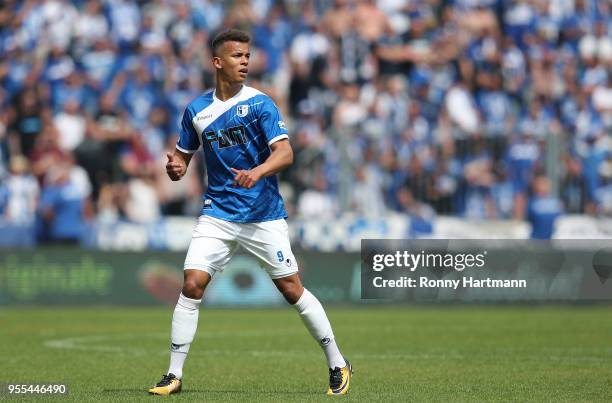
[214,41,250,84]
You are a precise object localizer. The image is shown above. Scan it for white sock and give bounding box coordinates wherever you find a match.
[293,288,346,369]
[168,293,201,379]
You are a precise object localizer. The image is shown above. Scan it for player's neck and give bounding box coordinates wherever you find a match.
[215,81,243,102]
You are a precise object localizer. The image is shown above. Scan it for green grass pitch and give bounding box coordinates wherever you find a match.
[1,306,611,402]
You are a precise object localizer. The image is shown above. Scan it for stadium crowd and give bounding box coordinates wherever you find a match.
[0,0,610,242]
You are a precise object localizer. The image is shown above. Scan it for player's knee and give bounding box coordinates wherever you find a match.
[182,279,204,300]
[280,283,304,305]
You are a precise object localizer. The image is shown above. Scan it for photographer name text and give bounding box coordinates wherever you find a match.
[372,277,527,289]
[370,251,527,289]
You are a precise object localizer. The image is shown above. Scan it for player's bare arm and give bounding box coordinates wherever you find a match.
[165,150,192,181]
[231,139,293,189]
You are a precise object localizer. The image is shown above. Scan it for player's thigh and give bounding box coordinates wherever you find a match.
[237,219,299,279]
[184,216,238,277]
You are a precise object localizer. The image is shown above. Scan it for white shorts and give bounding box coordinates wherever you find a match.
[184,215,299,279]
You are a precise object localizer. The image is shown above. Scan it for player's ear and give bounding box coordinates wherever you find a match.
[212,56,222,69]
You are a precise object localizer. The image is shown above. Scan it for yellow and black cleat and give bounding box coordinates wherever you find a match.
[326,359,353,396]
[148,373,182,395]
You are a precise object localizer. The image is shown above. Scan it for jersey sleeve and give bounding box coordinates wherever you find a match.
[258,97,289,145]
[176,107,200,154]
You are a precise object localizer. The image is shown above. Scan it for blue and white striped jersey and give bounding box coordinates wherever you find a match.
[176,85,289,223]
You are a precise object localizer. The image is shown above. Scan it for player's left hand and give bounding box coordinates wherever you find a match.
[231,167,262,189]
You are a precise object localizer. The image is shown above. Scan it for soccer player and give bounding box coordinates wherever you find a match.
[148,29,352,396]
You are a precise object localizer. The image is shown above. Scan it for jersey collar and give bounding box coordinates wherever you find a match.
[213,85,244,103]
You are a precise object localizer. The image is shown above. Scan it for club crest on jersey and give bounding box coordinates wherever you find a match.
[236,105,249,117]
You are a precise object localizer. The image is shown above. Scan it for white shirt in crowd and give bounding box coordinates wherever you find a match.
[5,174,39,225]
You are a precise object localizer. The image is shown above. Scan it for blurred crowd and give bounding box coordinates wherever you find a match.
[0,0,611,242]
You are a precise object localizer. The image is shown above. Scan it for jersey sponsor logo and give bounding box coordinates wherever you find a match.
[204,199,212,208]
[278,120,286,130]
[203,125,247,150]
[197,113,213,121]
[236,105,249,117]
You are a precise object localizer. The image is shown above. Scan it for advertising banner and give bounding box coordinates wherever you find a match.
[0,248,357,306]
[1,242,611,305]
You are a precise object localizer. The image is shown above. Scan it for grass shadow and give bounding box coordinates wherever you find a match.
[101,388,318,396]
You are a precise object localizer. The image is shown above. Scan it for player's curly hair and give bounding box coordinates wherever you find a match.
[211,29,251,56]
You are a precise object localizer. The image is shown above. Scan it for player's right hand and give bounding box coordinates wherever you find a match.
[166,152,186,181]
